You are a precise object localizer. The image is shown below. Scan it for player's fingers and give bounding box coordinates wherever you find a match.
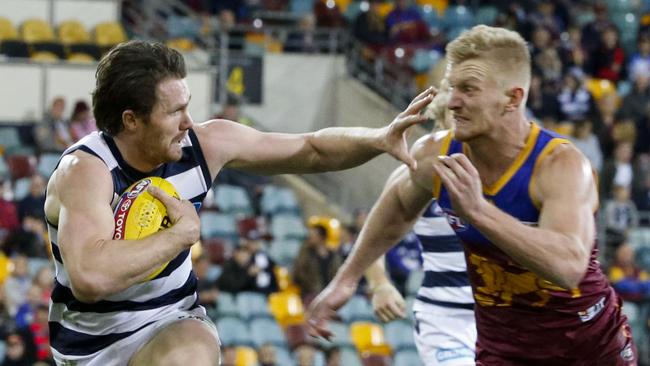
[407,86,435,108]
[147,186,178,209]
[440,155,472,183]
[403,94,434,116]
[307,318,333,340]
[375,306,391,323]
[395,114,429,130]
[451,153,480,178]
[388,300,406,319]
[433,162,462,197]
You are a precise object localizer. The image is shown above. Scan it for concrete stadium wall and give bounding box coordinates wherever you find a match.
[0,61,215,123]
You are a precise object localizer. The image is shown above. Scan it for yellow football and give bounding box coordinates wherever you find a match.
[113,177,180,281]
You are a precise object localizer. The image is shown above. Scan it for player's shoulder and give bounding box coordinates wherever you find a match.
[411,129,452,161]
[52,150,112,197]
[537,142,590,178]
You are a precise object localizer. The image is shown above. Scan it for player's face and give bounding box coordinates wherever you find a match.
[142,78,193,163]
[447,59,507,141]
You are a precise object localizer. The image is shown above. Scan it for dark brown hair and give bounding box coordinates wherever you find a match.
[92,40,186,136]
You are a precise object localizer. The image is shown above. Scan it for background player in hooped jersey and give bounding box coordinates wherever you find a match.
[43,40,435,366]
[364,78,476,366]
[307,25,636,365]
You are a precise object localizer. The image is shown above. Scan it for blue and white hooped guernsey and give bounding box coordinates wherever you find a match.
[412,200,474,313]
[46,130,212,359]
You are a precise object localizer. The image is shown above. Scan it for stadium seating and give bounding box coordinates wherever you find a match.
[341,347,363,366]
[339,295,375,322]
[236,291,273,320]
[200,211,238,241]
[93,21,127,49]
[270,214,307,240]
[21,18,65,59]
[36,152,60,178]
[315,321,353,348]
[6,155,36,181]
[268,239,302,267]
[216,291,239,318]
[249,317,288,347]
[213,184,253,216]
[406,270,424,296]
[393,349,424,366]
[58,20,102,60]
[234,346,258,366]
[217,317,251,346]
[268,291,305,328]
[385,320,415,352]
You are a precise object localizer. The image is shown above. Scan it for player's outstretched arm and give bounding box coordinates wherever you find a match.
[306,134,440,339]
[434,145,597,289]
[50,153,199,303]
[195,88,435,176]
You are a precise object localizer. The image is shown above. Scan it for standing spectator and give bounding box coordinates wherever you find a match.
[570,119,603,172]
[581,2,614,54]
[68,100,97,142]
[527,73,560,122]
[35,97,72,152]
[608,242,650,302]
[292,225,342,305]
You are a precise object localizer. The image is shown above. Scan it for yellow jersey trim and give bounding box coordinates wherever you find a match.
[468,123,541,196]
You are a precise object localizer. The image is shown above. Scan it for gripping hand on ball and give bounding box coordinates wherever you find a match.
[148,186,200,246]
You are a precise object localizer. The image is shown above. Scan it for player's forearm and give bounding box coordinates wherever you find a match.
[69,230,187,302]
[304,127,384,171]
[365,256,391,291]
[335,190,420,286]
[469,204,590,289]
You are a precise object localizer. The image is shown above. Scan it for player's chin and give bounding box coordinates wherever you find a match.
[167,145,184,161]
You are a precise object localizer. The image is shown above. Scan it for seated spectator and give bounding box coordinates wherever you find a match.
[293,224,342,305]
[581,2,614,55]
[258,342,278,366]
[14,285,43,329]
[557,68,598,123]
[589,26,626,83]
[570,119,603,172]
[353,0,387,49]
[68,100,97,142]
[600,142,637,199]
[4,213,48,259]
[17,174,46,221]
[294,344,318,366]
[608,242,650,302]
[385,231,422,296]
[3,255,32,316]
[35,97,72,153]
[604,185,639,247]
[618,72,650,124]
[527,73,560,122]
[314,0,345,28]
[216,232,277,294]
[385,0,430,45]
[2,327,37,366]
[559,25,590,72]
[325,346,341,366]
[29,304,51,363]
[0,179,20,241]
[634,171,650,216]
[628,34,650,82]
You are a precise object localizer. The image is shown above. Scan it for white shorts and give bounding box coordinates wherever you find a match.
[413,307,476,366]
[52,307,220,366]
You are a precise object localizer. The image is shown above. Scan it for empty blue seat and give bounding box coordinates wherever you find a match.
[213,184,253,216]
[407,270,424,296]
[270,214,307,240]
[37,152,60,177]
[394,349,424,366]
[217,317,250,346]
[268,239,303,267]
[200,211,238,241]
[236,291,272,320]
[339,295,374,322]
[250,317,287,348]
[385,320,415,351]
[216,291,239,318]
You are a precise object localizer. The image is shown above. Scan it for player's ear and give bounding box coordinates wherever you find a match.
[504,87,525,112]
[122,110,138,131]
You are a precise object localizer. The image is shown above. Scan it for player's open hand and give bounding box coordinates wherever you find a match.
[379,87,436,171]
[371,282,406,323]
[306,279,358,341]
[148,185,200,245]
[433,153,489,223]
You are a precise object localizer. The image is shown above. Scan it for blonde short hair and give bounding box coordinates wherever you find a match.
[424,77,454,130]
[446,25,531,90]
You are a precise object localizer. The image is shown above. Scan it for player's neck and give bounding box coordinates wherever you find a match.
[113,135,163,173]
[465,119,531,180]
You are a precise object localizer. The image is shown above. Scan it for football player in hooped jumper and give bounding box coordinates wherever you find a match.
[43,40,434,366]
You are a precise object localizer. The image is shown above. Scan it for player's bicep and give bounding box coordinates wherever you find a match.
[55,156,115,265]
[536,146,597,251]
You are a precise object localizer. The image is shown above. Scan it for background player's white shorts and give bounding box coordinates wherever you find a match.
[413,307,476,366]
[52,307,220,366]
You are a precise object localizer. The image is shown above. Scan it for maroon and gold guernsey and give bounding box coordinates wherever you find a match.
[435,124,635,365]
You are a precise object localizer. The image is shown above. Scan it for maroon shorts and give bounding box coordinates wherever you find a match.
[475,322,637,366]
